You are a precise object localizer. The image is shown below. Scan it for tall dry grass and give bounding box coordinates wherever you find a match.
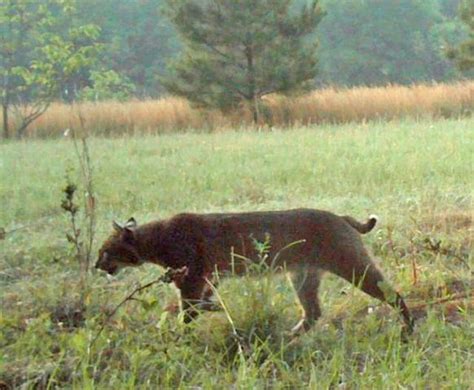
[4,81,474,137]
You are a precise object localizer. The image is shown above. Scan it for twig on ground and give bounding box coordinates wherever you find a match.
[409,292,473,309]
[423,238,470,268]
[89,266,188,348]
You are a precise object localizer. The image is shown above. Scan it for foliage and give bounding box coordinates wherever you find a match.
[65,0,467,95]
[447,0,474,71]
[316,0,465,87]
[163,0,325,123]
[74,0,181,98]
[0,0,469,106]
[77,70,136,102]
[0,0,101,138]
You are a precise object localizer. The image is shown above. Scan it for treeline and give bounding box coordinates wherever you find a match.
[74,0,469,98]
[1,0,471,100]
[1,0,472,138]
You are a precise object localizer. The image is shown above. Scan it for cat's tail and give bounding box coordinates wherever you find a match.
[342,214,378,234]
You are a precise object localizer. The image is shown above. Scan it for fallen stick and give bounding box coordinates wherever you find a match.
[89,266,188,348]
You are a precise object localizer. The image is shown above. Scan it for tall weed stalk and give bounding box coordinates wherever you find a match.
[61,107,96,304]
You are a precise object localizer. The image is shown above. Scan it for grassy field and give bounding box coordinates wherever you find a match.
[1,118,473,388]
[5,81,473,138]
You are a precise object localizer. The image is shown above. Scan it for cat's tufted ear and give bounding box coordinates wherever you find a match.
[125,217,137,228]
[113,221,123,232]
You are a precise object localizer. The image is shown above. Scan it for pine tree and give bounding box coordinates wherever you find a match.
[163,0,324,123]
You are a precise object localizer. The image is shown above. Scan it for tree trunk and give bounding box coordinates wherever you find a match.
[2,102,8,139]
[245,43,259,124]
[252,95,260,125]
[2,72,9,139]
[16,121,29,139]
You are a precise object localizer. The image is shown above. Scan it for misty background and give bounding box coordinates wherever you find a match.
[60,0,471,98]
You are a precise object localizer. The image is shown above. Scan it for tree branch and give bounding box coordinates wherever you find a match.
[89,267,188,348]
[12,101,50,137]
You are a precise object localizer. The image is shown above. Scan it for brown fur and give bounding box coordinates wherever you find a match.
[95,209,414,333]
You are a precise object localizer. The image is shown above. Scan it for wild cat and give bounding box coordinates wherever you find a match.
[95,209,414,334]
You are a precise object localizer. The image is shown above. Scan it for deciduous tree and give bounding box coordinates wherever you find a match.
[0,0,101,138]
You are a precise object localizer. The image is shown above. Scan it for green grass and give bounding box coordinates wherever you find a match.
[1,118,473,388]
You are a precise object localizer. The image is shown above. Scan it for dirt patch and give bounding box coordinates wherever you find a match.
[50,301,86,330]
[405,278,472,324]
[420,212,472,234]
[409,278,472,324]
[0,380,10,390]
[333,278,473,327]
[407,278,472,300]
[408,297,472,325]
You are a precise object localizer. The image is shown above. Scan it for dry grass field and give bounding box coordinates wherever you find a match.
[3,81,473,138]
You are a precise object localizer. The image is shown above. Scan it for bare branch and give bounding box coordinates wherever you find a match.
[12,102,50,137]
[89,267,188,348]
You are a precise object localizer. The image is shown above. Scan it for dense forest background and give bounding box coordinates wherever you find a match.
[1,0,471,104]
[69,0,470,98]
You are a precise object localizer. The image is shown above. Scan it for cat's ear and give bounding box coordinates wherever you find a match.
[125,217,137,228]
[112,221,123,232]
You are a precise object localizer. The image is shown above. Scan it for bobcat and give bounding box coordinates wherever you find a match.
[95,209,414,334]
